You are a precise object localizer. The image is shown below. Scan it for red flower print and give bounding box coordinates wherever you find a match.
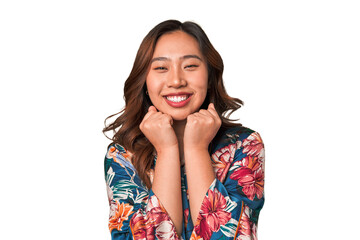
[242,132,264,157]
[236,205,251,239]
[146,195,172,226]
[131,195,179,240]
[184,208,189,229]
[131,211,154,240]
[108,201,134,232]
[230,156,264,200]
[211,143,237,182]
[195,189,231,240]
[155,220,178,240]
[236,205,258,240]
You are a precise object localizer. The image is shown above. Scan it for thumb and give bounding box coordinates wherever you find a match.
[148,106,158,112]
[208,103,215,110]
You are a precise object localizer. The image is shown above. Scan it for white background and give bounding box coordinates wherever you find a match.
[1,0,359,239]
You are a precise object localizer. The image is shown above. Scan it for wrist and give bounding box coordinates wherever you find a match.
[184,145,209,154]
[156,144,179,156]
[183,140,209,151]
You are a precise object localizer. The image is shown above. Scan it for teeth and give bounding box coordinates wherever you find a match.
[166,95,189,102]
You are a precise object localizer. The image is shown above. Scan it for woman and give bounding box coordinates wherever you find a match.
[104,20,265,240]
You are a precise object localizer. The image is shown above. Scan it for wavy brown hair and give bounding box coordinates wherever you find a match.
[103,20,243,189]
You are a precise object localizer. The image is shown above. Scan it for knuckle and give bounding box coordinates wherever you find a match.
[206,119,214,126]
[142,122,149,129]
[199,109,207,114]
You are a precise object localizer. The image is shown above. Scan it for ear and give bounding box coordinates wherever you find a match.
[143,84,148,95]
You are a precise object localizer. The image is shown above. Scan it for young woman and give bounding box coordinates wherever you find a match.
[104,20,265,240]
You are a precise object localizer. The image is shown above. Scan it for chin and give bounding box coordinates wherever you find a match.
[166,111,193,121]
[170,114,189,121]
[158,105,198,121]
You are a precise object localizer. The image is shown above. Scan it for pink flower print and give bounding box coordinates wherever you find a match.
[146,195,171,226]
[131,211,154,240]
[131,195,179,240]
[155,220,178,240]
[184,208,189,229]
[195,189,231,240]
[211,143,237,182]
[236,205,258,240]
[242,133,264,157]
[236,205,251,240]
[251,223,258,240]
[230,156,264,200]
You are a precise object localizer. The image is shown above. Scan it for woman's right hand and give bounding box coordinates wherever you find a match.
[139,106,178,152]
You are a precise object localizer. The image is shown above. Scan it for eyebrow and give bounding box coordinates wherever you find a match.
[151,55,203,63]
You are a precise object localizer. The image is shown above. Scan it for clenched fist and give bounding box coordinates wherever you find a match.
[184,103,221,150]
[139,106,178,153]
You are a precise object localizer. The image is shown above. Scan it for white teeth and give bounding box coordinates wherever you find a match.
[166,95,189,102]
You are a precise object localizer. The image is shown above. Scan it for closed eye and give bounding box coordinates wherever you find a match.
[185,65,198,69]
[154,67,167,70]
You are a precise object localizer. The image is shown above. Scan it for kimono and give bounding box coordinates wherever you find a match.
[104,126,265,240]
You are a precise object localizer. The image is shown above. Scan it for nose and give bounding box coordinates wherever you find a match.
[167,67,186,88]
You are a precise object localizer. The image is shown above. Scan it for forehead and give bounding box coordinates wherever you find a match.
[153,31,202,58]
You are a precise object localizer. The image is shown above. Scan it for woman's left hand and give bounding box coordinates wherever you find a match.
[184,103,222,150]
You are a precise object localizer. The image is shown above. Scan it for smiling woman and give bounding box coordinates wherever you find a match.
[146,31,208,121]
[103,20,265,240]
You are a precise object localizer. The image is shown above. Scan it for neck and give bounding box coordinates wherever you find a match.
[173,119,186,165]
[172,119,186,139]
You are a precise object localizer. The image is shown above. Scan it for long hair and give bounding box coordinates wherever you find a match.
[103,20,243,189]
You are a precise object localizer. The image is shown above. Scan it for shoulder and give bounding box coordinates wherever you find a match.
[212,126,263,152]
[104,143,147,191]
[105,144,136,175]
[210,126,264,182]
[104,144,149,235]
[104,143,148,200]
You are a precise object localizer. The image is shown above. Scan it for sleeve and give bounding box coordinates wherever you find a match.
[105,145,180,240]
[191,131,265,240]
[104,144,149,240]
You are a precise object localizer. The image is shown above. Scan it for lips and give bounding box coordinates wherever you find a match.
[163,92,192,102]
[165,95,190,102]
[163,92,192,107]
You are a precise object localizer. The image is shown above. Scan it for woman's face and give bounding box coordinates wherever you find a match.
[146,31,208,121]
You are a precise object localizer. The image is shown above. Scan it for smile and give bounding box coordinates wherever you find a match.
[163,94,192,108]
[165,95,190,102]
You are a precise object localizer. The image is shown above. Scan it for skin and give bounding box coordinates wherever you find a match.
[139,31,221,237]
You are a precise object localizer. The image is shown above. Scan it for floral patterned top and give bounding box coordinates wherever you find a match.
[105,126,265,240]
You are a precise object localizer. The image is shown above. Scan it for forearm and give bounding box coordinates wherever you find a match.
[184,147,215,224]
[151,146,183,236]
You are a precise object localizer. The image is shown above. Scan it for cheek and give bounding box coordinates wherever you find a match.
[193,71,208,93]
[146,75,160,94]
[145,79,164,107]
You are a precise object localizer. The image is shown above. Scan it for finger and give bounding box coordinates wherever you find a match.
[198,109,212,117]
[163,114,174,126]
[148,106,158,112]
[207,103,219,118]
[208,103,216,110]
[142,106,158,122]
[198,106,216,118]
[192,112,211,124]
